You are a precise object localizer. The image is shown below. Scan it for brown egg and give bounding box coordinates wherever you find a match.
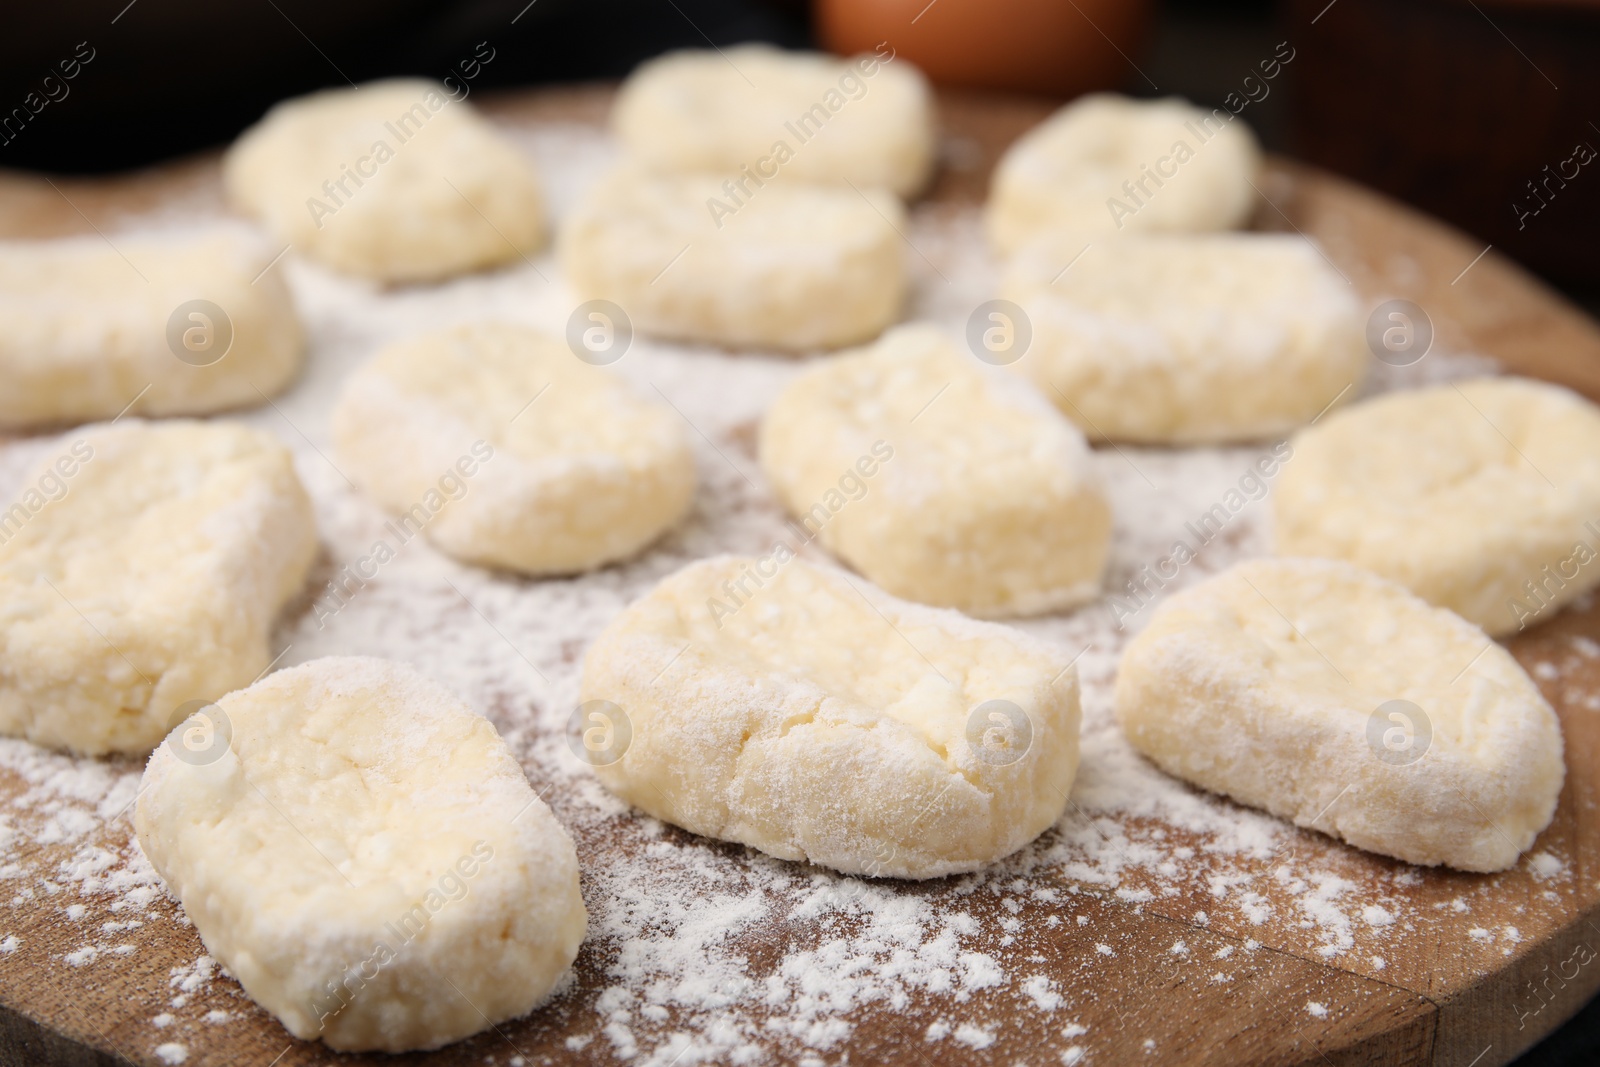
[817,0,1151,97]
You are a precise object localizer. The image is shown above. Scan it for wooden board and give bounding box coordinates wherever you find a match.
[2,85,1600,1067]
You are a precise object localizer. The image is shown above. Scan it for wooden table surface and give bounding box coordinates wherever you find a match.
[2,85,1600,1067]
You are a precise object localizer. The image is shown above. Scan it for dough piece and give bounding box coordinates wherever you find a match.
[0,420,315,756]
[1273,377,1600,636]
[332,323,695,575]
[135,657,586,1052]
[613,45,936,198]
[579,555,1081,878]
[559,168,906,351]
[1003,232,1366,444]
[986,93,1262,255]
[224,79,545,283]
[0,227,303,429]
[760,323,1110,616]
[1115,557,1564,872]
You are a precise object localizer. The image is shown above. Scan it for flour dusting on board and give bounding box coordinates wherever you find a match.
[0,120,1576,1065]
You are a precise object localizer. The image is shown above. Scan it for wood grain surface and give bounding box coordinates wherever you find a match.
[2,86,1600,1067]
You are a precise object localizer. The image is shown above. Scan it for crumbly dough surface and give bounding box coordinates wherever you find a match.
[559,168,906,351]
[0,420,316,755]
[987,93,1262,255]
[135,657,586,1051]
[224,79,545,282]
[580,555,1082,878]
[614,45,936,198]
[1274,377,1600,635]
[760,323,1110,615]
[332,323,695,575]
[1115,557,1564,872]
[0,227,303,428]
[1004,232,1366,443]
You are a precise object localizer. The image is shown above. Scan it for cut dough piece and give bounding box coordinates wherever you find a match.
[0,420,315,756]
[559,168,905,351]
[1115,557,1564,872]
[0,227,303,429]
[579,555,1081,878]
[332,323,695,575]
[224,79,545,283]
[1274,377,1600,636]
[614,45,936,198]
[1003,232,1366,444]
[760,323,1110,616]
[135,657,586,1052]
[987,93,1262,255]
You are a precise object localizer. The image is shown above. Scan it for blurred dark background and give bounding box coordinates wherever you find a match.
[1,0,1596,301]
[1,1,1598,1060]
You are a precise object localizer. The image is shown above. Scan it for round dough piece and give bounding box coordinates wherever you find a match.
[333,323,695,575]
[986,93,1262,255]
[224,79,545,283]
[1004,232,1366,444]
[0,420,316,756]
[760,323,1110,616]
[1115,557,1564,872]
[579,555,1082,878]
[559,168,906,351]
[0,227,303,429]
[135,657,587,1052]
[614,45,937,198]
[1273,377,1600,636]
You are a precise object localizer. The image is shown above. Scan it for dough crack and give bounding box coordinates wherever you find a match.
[581,556,1080,877]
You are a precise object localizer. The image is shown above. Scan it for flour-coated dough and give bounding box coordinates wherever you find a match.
[559,168,906,351]
[135,657,586,1051]
[614,45,936,198]
[580,556,1081,878]
[1004,232,1366,444]
[0,421,315,755]
[0,227,303,428]
[1115,557,1564,872]
[224,79,545,283]
[332,324,695,575]
[760,323,1110,616]
[1274,377,1600,635]
[987,93,1262,255]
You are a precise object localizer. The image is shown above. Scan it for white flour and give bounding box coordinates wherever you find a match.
[0,119,1580,1065]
